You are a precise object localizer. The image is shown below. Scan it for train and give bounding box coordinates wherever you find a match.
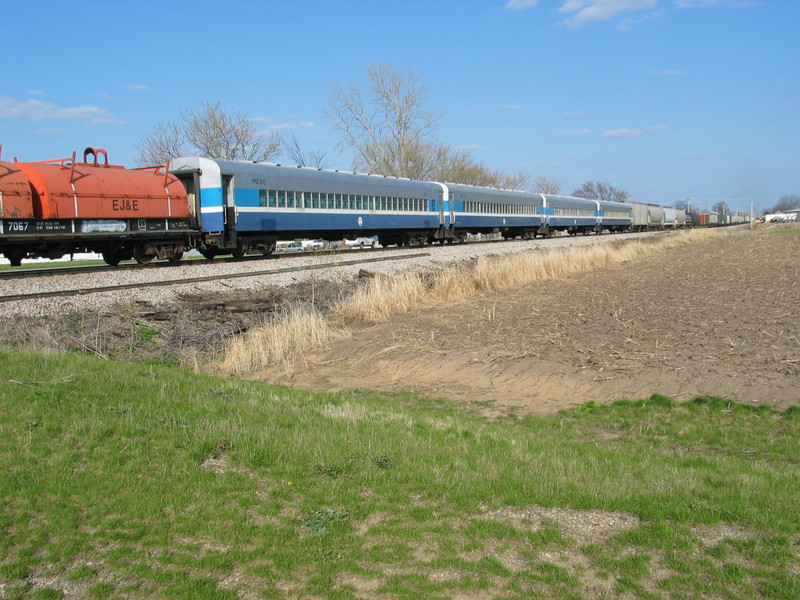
[0,147,741,266]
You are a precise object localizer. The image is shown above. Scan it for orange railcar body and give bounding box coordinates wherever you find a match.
[16,148,189,220]
[0,161,35,219]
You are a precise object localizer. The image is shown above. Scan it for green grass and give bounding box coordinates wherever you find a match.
[0,349,797,599]
[0,258,110,271]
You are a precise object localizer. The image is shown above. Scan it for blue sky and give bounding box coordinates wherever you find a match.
[1,0,797,214]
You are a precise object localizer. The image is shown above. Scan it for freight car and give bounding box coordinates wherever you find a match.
[2,148,637,265]
[626,201,688,231]
[0,148,195,266]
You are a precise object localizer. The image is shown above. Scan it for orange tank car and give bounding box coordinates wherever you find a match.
[1,148,197,266]
[16,148,189,220]
[0,160,35,219]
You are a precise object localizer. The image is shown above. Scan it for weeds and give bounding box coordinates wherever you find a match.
[220,229,726,375]
[218,305,350,375]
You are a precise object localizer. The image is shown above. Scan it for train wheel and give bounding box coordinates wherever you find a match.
[168,251,184,264]
[133,241,156,265]
[102,251,122,266]
[199,249,217,260]
[260,240,277,257]
[7,253,24,267]
[231,242,249,259]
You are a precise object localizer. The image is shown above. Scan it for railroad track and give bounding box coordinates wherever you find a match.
[0,247,345,280]
[0,242,440,280]
[0,252,430,303]
[1,230,618,281]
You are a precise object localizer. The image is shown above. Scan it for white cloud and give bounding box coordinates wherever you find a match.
[28,90,44,96]
[497,103,522,110]
[657,69,684,76]
[560,0,657,27]
[601,124,668,137]
[269,121,316,131]
[562,111,586,116]
[504,0,540,10]
[556,129,592,136]
[269,123,298,131]
[617,9,666,29]
[0,97,121,125]
[457,143,486,151]
[127,84,149,91]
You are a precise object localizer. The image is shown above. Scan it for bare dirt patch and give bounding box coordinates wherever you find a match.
[257,228,799,416]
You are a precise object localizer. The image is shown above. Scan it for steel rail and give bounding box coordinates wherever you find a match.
[0,253,430,303]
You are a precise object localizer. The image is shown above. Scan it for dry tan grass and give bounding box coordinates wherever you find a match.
[334,271,428,323]
[218,307,350,375]
[219,230,725,374]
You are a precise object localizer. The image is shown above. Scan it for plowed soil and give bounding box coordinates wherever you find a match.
[258,228,799,417]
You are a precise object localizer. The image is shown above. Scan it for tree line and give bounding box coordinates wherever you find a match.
[764,196,800,215]
[136,62,628,199]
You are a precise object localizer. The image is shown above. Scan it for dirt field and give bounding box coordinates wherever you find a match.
[257,227,799,417]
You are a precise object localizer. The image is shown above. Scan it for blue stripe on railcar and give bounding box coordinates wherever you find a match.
[197,187,225,232]
[235,210,438,233]
[200,211,224,232]
[200,187,223,209]
[455,214,544,228]
[234,187,260,208]
[550,217,597,227]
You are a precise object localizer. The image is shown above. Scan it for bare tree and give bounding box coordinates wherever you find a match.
[324,63,444,179]
[135,121,185,166]
[712,201,729,215]
[284,132,329,168]
[573,181,630,202]
[434,149,528,189]
[494,170,530,190]
[135,101,282,166]
[325,63,528,188]
[674,199,691,211]
[533,176,562,194]
[182,101,281,162]
[769,195,800,213]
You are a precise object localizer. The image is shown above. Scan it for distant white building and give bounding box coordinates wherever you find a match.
[762,211,799,223]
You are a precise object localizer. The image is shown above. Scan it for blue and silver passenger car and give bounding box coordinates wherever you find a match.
[445,184,546,240]
[542,194,600,235]
[598,200,633,232]
[170,157,446,256]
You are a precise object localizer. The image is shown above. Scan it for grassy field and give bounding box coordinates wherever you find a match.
[0,348,797,599]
